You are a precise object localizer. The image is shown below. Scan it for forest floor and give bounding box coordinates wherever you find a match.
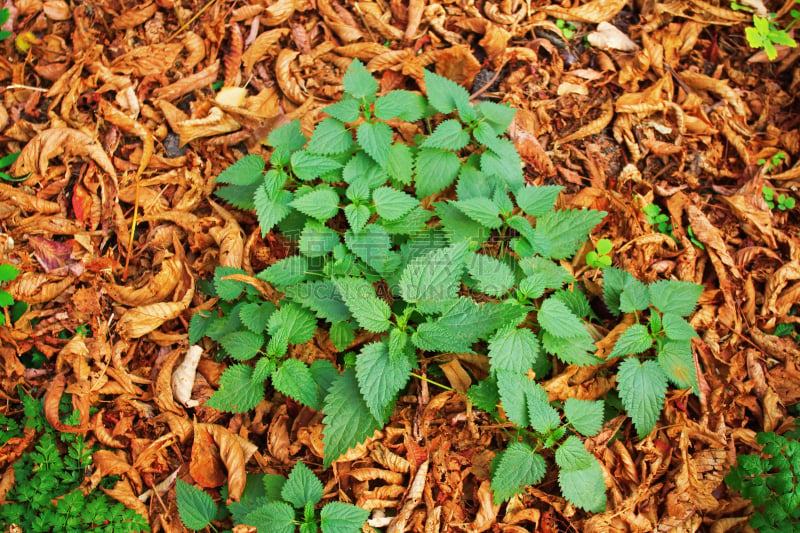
[1,0,800,532]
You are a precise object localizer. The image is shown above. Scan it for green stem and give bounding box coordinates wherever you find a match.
[410,372,454,392]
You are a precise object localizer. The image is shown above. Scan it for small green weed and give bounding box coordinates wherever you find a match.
[759,151,787,173]
[0,8,11,41]
[763,186,796,211]
[586,238,612,268]
[0,263,20,325]
[0,392,150,532]
[643,203,673,237]
[745,13,798,60]
[177,462,368,532]
[725,431,800,532]
[555,19,577,39]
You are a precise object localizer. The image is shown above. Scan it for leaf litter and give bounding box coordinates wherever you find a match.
[0,0,798,531]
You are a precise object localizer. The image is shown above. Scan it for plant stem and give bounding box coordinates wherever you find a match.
[410,372,454,392]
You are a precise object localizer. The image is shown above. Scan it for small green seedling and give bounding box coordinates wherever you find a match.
[0,8,11,41]
[758,151,787,173]
[586,238,612,268]
[643,203,674,237]
[745,14,798,60]
[0,152,24,182]
[686,225,705,250]
[177,462,368,532]
[0,263,20,325]
[763,186,796,211]
[555,19,577,39]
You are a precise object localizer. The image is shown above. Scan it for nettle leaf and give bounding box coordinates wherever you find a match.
[307,118,354,155]
[388,327,408,362]
[272,359,320,409]
[564,399,605,437]
[345,224,399,274]
[255,185,293,235]
[268,119,308,153]
[214,154,265,186]
[619,276,650,313]
[372,186,418,221]
[206,364,265,413]
[468,375,499,413]
[288,280,351,323]
[356,341,412,422]
[662,313,698,341]
[602,267,632,315]
[343,59,378,101]
[213,266,248,300]
[472,121,506,153]
[324,98,361,122]
[555,436,607,512]
[530,209,606,260]
[518,256,574,287]
[610,324,653,357]
[245,501,296,533]
[239,302,276,333]
[617,358,668,439]
[414,298,514,352]
[381,206,433,235]
[281,461,324,509]
[453,198,503,229]
[291,151,343,181]
[415,148,461,198]
[496,370,537,427]
[490,442,546,504]
[334,277,392,333]
[322,368,381,468]
[456,164,493,200]
[553,288,593,320]
[374,90,427,121]
[220,330,264,361]
[477,101,517,134]
[267,303,317,344]
[467,254,515,297]
[657,340,698,392]
[343,150,386,187]
[176,479,216,530]
[435,201,489,246]
[541,330,601,367]
[189,311,214,344]
[260,256,308,286]
[488,326,541,374]
[480,138,523,189]
[320,502,370,533]
[424,70,471,115]
[299,222,340,257]
[290,187,340,222]
[648,280,704,316]
[399,241,468,314]
[538,297,586,338]
[526,383,561,434]
[516,185,564,217]
[344,204,371,234]
[357,121,393,167]
[421,119,470,151]
[330,321,355,352]
[386,142,415,186]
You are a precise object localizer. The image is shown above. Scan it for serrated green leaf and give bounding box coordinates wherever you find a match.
[490,442,546,504]
[518,255,574,286]
[480,139,523,189]
[372,186,418,221]
[619,276,649,313]
[281,461,324,509]
[322,368,381,468]
[356,341,412,422]
[526,383,561,433]
[214,266,248,300]
[468,375,499,414]
[456,165,493,200]
[272,359,320,409]
[206,365,265,413]
[245,501,295,533]
[259,256,308,286]
[288,280,351,323]
[189,311,214,344]
[467,253,515,296]
[421,119,470,151]
[424,70,471,115]
[290,151,343,181]
[307,118,354,155]
[344,223,399,274]
[602,267,632,315]
[267,303,317,344]
[538,297,586,338]
[343,150,387,188]
[346,179,371,203]
[374,90,427,121]
[329,321,355,352]
[488,326,541,374]
[388,327,408,362]
[399,241,468,314]
[530,209,606,260]
[435,201,489,246]
[380,206,433,235]
[472,121,506,153]
[496,370,536,427]
[289,187,340,222]
[268,119,308,153]
[0,263,20,283]
[334,277,392,333]
[556,436,607,512]
[239,302,276,333]
[414,148,460,197]
[657,340,698,392]
[220,330,264,361]
[516,185,563,217]
[320,502,370,533]
[452,198,503,229]
[617,358,668,439]
[553,288,593,319]
[255,186,293,235]
[299,222,340,257]
[343,59,378,101]
[413,298,513,352]
[324,97,361,122]
[477,101,517,134]
[386,142,415,186]
[610,324,653,357]
[661,313,698,341]
[176,479,217,530]
[541,330,601,367]
[343,204,371,234]
[357,121,392,167]
[648,280,704,316]
[214,154,265,185]
[564,399,605,436]
[253,357,277,383]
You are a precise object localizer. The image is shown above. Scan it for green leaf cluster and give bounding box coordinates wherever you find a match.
[0,263,21,325]
[725,431,800,532]
[744,14,797,61]
[177,461,368,533]
[0,392,150,532]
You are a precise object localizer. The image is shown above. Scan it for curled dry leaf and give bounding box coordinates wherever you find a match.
[587,22,638,52]
[275,49,306,104]
[102,478,149,520]
[92,409,126,448]
[538,0,626,22]
[12,127,116,178]
[89,450,142,491]
[116,278,194,339]
[387,460,429,533]
[106,255,182,306]
[172,345,203,408]
[195,423,247,501]
[152,61,220,101]
[371,442,412,473]
[243,28,290,77]
[190,423,228,488]
[111,1,157,30]
[43,0,71,20]
[349,468,405,484]
[6,272,74,304]
[154,348,185,415]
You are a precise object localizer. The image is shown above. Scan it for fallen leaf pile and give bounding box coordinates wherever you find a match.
[0,0,799,531]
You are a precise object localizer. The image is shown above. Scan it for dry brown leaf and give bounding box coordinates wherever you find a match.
[116,278,194,339]
[111,1,157,29]
[587,22,638,52]
[195,423,247,501]
[387,460,428,533]
[190,423,228,488]
[106,255,182,306]
[172,345,202,408]
[152,61,220,101]
[13,127,116,178]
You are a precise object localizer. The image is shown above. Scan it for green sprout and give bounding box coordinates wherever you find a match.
[686,225,705,250]
[0,264,20,326]
[758,151,787,173]
[763,186,796,211]
[0,8,11,41]
[643,203,673,236]
[745,13,797,60]
[555,19,577,39]
[586,238,613,268]
[0,152,24,182]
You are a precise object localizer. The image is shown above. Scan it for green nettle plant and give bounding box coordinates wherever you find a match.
[0,393,149,532]
[725,432,800,533]
[194,60,703,512]
[177,462,368,532]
